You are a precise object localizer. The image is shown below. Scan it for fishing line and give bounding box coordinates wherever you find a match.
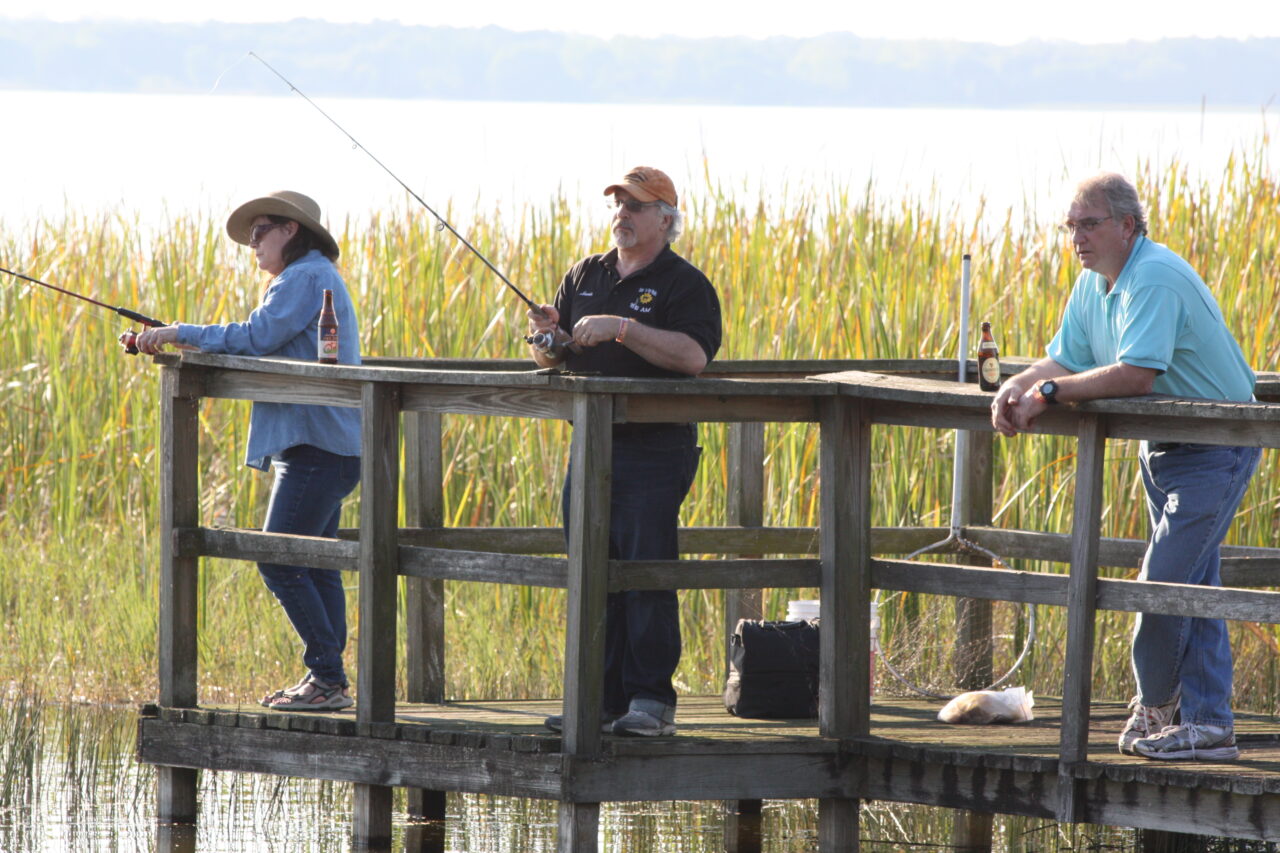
[207,52,254,95]
[246,51,543,315]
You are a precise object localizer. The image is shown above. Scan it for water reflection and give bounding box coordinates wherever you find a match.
[6,701,1276,851]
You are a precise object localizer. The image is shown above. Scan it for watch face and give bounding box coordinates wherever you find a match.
[1041,380,1058,400]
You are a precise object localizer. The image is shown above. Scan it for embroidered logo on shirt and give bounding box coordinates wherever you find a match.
[579,291,594,296]
[629,288,657,312]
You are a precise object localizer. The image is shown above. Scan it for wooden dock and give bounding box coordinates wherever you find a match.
[136,354,1280,850]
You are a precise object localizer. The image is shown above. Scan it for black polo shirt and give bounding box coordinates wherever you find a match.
[553,244,722,378]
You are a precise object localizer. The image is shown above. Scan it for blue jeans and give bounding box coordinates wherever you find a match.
[562,425,702,714]
[259,444,361,687]
[1132,441,1260,726]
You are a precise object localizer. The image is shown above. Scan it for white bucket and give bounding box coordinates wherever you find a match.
[785,599,820,621]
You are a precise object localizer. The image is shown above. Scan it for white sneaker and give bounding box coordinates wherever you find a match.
[1117,692,1180,755]
[1132,723,1239,761]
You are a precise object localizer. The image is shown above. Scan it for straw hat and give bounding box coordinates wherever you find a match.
[225,190,340,259]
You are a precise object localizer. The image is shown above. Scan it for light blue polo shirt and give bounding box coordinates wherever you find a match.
[1046,236,1254,402]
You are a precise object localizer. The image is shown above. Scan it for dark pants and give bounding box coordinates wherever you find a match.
[258,444,362,687]
[562,425,701,713]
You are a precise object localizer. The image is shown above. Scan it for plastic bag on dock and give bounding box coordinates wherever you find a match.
[937,686,1034,724]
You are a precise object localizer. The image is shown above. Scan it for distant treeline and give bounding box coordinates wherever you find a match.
[3,18,1278,107]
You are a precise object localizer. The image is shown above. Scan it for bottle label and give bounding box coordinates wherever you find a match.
[320,332,339,359]
[981,356,1001,385]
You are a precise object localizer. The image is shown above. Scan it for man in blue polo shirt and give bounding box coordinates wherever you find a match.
[991,172,1259,761]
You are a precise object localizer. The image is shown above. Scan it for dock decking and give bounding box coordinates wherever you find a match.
[137,354,1280,850]
[138,695,1280,839]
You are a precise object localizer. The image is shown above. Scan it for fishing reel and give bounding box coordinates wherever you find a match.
[119,329,142,355]
[525,330,559,353]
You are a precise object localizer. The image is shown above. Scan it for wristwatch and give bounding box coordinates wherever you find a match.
[1033,379,1061,405]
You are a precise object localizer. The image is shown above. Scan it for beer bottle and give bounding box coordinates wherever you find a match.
[978,321,1001,392]
[318,289,339,364]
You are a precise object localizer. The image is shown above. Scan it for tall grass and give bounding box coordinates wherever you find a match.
[1,149,1278,711]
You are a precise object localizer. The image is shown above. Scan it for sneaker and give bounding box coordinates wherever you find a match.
[1132,723,1239,761]
[1117,691,1180,755]
[611,700,676,737]
[544,712,620,734]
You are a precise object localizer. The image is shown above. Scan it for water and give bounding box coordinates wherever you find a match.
[1,91,1276,237]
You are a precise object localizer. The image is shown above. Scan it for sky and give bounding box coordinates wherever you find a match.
[8,0,1280,44]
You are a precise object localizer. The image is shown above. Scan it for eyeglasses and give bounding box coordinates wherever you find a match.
[1058,216,1113,235]
[248,222,286,244]
[610,197,662,214]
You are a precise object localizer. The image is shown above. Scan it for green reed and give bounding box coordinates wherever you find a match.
[1,147,1278,711]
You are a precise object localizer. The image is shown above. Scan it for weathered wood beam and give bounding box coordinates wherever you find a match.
[157,365,201,824]
[561,393,611,757]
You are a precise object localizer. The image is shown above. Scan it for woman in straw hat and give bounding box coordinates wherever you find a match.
[137,190,361,711]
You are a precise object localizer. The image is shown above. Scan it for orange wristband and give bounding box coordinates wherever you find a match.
[615,318,630,343]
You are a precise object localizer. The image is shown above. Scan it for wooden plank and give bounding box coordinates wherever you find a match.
[401,384,572,420]
[159,366,200,709]
[1058,413,1107,824]
[818,397,871,737]
[619,393,818,424]
[724,422,766,675]
[403,410,447,822]
[870,559,1066,605]
[956,428,995,690]
[1095,577,1280,623]
[202,368,362,407]
[1106,415,1280,448]
[965,525,1280,585]
[137,720,564,797]
[724,421,767,828]
[358,382,401,724]
[399,547,569,587]
[157,365,201,824]
[557,803,600,853]
[819,797,861,852]
[562,393,612,756]
[353,784,393,848]
[350,524,944,558]
[403,411,446,704]
[179,527,357,570]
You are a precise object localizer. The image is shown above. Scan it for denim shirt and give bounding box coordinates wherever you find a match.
[176,250,362,470]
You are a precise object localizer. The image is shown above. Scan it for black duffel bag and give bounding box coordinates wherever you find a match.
[723,618,819,718]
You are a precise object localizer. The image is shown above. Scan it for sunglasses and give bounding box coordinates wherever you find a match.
[610,197,662,213]
[248,222,287,244]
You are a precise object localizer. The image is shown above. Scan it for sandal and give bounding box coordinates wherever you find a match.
[266,677,353,712]
[260,674,314,708]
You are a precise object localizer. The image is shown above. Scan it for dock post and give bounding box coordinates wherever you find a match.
[403,410,447,827]
[953,428,995,852]
[1057,414,1107,824]
[817,396,871,851]
[353,381,401,849]
[724,421,766,847]
[557,392,612,853]
[157,364,201,825]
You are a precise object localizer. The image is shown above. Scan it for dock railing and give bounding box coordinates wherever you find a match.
[150,352,1280,849]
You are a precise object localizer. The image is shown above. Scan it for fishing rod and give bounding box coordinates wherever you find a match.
[0,266,166,354]
[247,52,574,355]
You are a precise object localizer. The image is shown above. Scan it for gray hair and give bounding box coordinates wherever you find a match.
[658,201,684,242]
[1073,172,1148,236]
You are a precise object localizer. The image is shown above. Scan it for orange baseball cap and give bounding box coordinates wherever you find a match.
[604,166,678,207]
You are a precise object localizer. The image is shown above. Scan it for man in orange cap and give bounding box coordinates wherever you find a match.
[529,166,722,736]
